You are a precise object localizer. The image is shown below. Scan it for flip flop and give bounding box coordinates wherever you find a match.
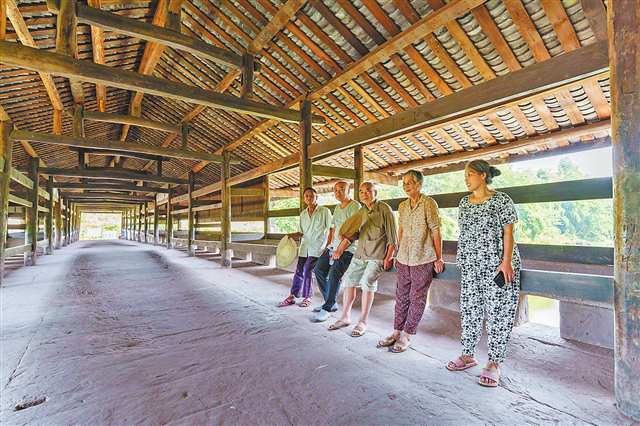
[328,320,351,331]
[277,297,296,308]
[479,368,500,387]
[298,298,312,308]
[390,339,411,353]
[351,323,366,337]
[376,335,397,348]
[446,356,479,371]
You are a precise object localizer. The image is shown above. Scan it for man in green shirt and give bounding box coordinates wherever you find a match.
[329,182,397,337]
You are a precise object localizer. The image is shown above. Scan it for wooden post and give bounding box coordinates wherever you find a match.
[241,53,254,99]
[63,198,69,245]
[143,201,148,243]
[354,146,363,202]
[46,177,54,254]
[187,171,195,256]
[220,150,232,267]
[26,157,39,265]
[157,159,162,176]
[0,0,6,41]
[0,120,13,284]
[125,208,130,239]
[55,190,62,248]
[74,204,79,241]
[153,197,159,245]
[610,1,640,420]
[262,174,269,238]
[181,124,189,150]
[299,99,312,210]
[166,189,173,249]
[137,203,142,242]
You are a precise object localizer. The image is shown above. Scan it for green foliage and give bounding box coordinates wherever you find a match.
[267,156,613,246]
[420,158,613,246]
[80,213,122,240]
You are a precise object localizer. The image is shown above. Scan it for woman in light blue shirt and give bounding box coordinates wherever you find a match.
[278,187,332,308]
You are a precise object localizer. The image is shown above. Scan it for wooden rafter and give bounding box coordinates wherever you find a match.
[0,41,321,124]
[311,40,608,159]
[10,130,241,163]
[87,0,106,112]
[5,0,63,110]
[41,167,189,185]
[217,0,484,157]
[141,0,308,174]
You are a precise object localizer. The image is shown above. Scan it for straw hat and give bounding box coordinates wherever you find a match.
[339,210,364,240]
[276,235,298,268]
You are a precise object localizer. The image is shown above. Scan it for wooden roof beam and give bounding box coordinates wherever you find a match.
[5,0,63,110]
[216,0,484,156]
[310,40,609,159]
[10,130,240,164]
[146,0,307,174]
[66,198,149,205]
[87,0,106,111]
[67,146,165,162]
[41,167,189,185]
[52,182,172,193]
[55,0,84,104]
[46,0,257,71]
[0,41,323,124]
[62,192,156,202]
[82,110,181,133]
[379,120,611,174]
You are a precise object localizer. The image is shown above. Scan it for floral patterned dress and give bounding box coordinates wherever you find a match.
[456,191,521,364]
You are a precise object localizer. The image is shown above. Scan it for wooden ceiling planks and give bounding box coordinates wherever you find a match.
[0,0,612,193]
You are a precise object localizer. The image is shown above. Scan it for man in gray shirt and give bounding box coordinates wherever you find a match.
[312,181,361,322]
[329,182,397,337]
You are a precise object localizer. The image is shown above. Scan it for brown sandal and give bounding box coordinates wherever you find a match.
[377,335,397,348]
[298,298,312,308]
[390,338,411,353]
[328,320,351,330]
[351,323,366,337]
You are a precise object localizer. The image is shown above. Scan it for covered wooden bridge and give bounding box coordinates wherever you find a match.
[0,0,638,423]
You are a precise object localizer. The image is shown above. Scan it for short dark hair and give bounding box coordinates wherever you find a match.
[402,169,424,185]
[467,160,502,184]
[303,187,317,196]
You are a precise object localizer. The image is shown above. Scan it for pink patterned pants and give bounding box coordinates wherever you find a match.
[394,262,435,335]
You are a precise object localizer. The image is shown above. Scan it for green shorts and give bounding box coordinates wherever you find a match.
[342,257,384,293]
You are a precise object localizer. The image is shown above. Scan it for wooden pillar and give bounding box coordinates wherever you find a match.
[166,189,173,249]
[157,159,162,176]
[0,120,13,284]
[220,150,232,267]
[64,198,70,246]
[187,171,195,256]
[241,53,254,99]
[354,146,364,202]
[0,0,7,41]
[153,198,159,245]
[181,124,189,150]
[54,189,62,248]
[46,176,54,254]
[299,99,312,209]
[262,175,269,238]
[127,208,132,240]
[610,1,640,420]
[74,205,79,241]
[143,202,148,243]
[26,157,39,265]
[137,204,142,242]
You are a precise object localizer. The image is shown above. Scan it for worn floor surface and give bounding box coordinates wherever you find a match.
[0,240,633,425]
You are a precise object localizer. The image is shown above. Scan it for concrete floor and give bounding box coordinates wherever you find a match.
[0,240,634,425]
